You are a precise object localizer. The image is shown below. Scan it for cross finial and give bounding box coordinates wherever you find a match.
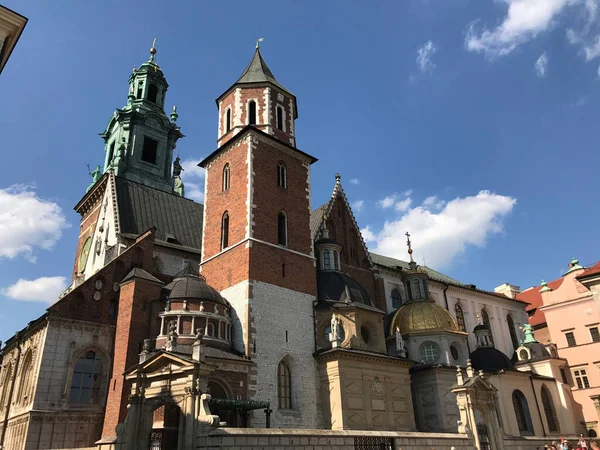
[405,232,414,262]
[150,38,157,61]
[256,37,264,49]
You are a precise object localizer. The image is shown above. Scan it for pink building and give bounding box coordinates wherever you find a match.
[519,258,600,437]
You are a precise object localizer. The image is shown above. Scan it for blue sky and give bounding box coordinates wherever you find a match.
[1,0,600,342]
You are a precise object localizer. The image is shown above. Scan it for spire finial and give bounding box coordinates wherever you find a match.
[405,231,414,263]
[171,105,178,123]
[150,38,157,62]
[256,37,264,49]
[335,173,341,183]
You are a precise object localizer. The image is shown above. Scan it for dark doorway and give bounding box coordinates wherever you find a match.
[149,403,180,450]
[208,381,246,427]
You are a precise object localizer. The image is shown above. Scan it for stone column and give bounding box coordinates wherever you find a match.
[591,395,600,433]
[184,388,195,448]
[160,317,165,335]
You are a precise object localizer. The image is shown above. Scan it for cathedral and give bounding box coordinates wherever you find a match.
[0,43,586,450]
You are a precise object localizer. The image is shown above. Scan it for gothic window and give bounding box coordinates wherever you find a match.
[277,211,288,247]
[391,289,404,309]
[16,351,33,405]
[512,390,534,435]
[225,108,231,133]
[276,105,284,130]
[141,137,158,164]
[333,250,340,270]
[147,84,158,103]
[277,360,292,409]
[455,304,466,332]
[0,364,13,411]
[507,314,519,350]
[221,212,229,250]
[222,164,230,191]
[541,385,560,432]
[248,100,257,125]
[69,350,104,405]
[277,162,287,189]
[323,249,331,270]
[481,309,494,345]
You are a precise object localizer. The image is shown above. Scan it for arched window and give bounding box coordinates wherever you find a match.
[391,289,404,309]
[277,211,287,246]
[221,212,229,250]
[16,352,34,405]
[323,249,331,270]
[348,229,358,262]
[207,323,215,337]
[225,108,231,133]
[481,309,494,345]
[507,315,519,350]
[277,162,287,189]
[455,304,466,332]
[222,164,230,191]
[333,250,340,270]
[69,350,104,405]
[512,390,534,435]
[248,101,257,125]
[147,84,158,103]
[541,385,560,432]
[412,279,424,300]
[277,360,292,409]
[276,106,284,130]
[0,364,13,411]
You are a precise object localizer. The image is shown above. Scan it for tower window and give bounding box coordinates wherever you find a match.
[277,162,287,189]
[148,84,158,103]
[141,137,158,164]
[391,289,404,309]
[248,100,257,125]
[277,211,287,247]
[137,81,143,99]
[109,299,118,317]
[276,105,284,130]
[225,108,231,133]
[481,309,494,345]
[221,212,229,250]
[412,279,424,300]
[323,250,331,270]
[507,314,519,350]
[333,250,340,270]
[222,164,230,191]
[108,141,115,166]
[277,360,292,409]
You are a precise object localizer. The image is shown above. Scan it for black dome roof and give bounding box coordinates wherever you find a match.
[317,271,371,306]
[474,324,490,332]
[165,275,226,305]
[470,347,513,372]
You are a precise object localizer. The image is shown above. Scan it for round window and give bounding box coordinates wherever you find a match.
[325,324,346,343]
[450,345,459,361]
[361,325,370,344]
[420,341,441,363]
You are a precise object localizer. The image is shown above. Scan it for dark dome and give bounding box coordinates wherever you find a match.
[470,347,514,372]
[165,275,226,305]
[474,324,490,332]
[317,271,371,306]
[315,237,340,246]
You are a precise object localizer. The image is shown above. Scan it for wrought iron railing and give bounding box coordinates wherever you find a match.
[354,436,394,450]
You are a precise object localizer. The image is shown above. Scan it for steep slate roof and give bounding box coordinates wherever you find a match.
[121,267,163,284]
[115,177,203,250]
[235,47,292,95]
[517,278,564,327]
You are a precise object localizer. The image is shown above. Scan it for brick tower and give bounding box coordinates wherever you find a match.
[199,44,321,427]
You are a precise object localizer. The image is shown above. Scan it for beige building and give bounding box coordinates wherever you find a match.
[0,5,27,75]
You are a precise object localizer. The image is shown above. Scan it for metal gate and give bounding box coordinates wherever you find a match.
[354,436,393,450]
[477,423,490,450]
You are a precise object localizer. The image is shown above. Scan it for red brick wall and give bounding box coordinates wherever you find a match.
[201,245,250,292]
[72,202,102,280]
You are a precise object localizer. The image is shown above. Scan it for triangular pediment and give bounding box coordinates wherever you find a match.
[452,375,497,393]
[125,351,196,377]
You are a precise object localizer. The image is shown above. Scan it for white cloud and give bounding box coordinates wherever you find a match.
[395,198,412,212]
[361,226,377,243]
[466,0,575,58]
[535,52,549,76]
[567,29,600,60]
[179,159,205,202]
[0,185,70,262]
[422,195,446,210]
[352,200,365,212]
[2,276,67,303]
[417,41,437,72]
[369,190,516,269]
[349,178,360,185]
[379,195,397,209]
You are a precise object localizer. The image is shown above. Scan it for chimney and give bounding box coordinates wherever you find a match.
[494,283,521,299]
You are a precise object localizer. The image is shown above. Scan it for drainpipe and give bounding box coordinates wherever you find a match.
[530,374,546,437]
[0,332,22,450]
[312,300,319,354]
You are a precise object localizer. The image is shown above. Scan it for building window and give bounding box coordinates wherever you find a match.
[573,369,590,389]
[221,212,229,250]
[0,364,13,411]
[560,368,568,384]
[512,390,534,435]
[277,360,292,409]
[450,344,459,361]
[348,229,358,263]
[323,249,331,270]
[455,304,466,332]
[225,108,231,133]
[420,341,441,363]
[565,332,577,347]
[412,279,424,300]
[16,352,33,405]
[222,164,230,191]
[107,141,115,167]
[277,162,287,189]
[141,137,158,164]
[541,385,560,432]
[147,84,158,103]
[333,250,340,270]
[507,315,519,350]
[276,105,284,130]
[391,289,404,309]
[137,81,143,99]
[361,326,370,344]
[590,327,600,343]
[481,309,494,345]
[69,350,103,405]
[248,100,256,125]
[277,211,287,246]
[109,299,118,317]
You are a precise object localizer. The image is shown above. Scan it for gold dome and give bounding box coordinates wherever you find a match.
[389,300,462,336]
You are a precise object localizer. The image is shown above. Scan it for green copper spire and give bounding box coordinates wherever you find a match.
[564,257,584,275]
[521,323,539,344]
[539,280,552,293]
[86,165,102,192]
[170,105,178,123]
